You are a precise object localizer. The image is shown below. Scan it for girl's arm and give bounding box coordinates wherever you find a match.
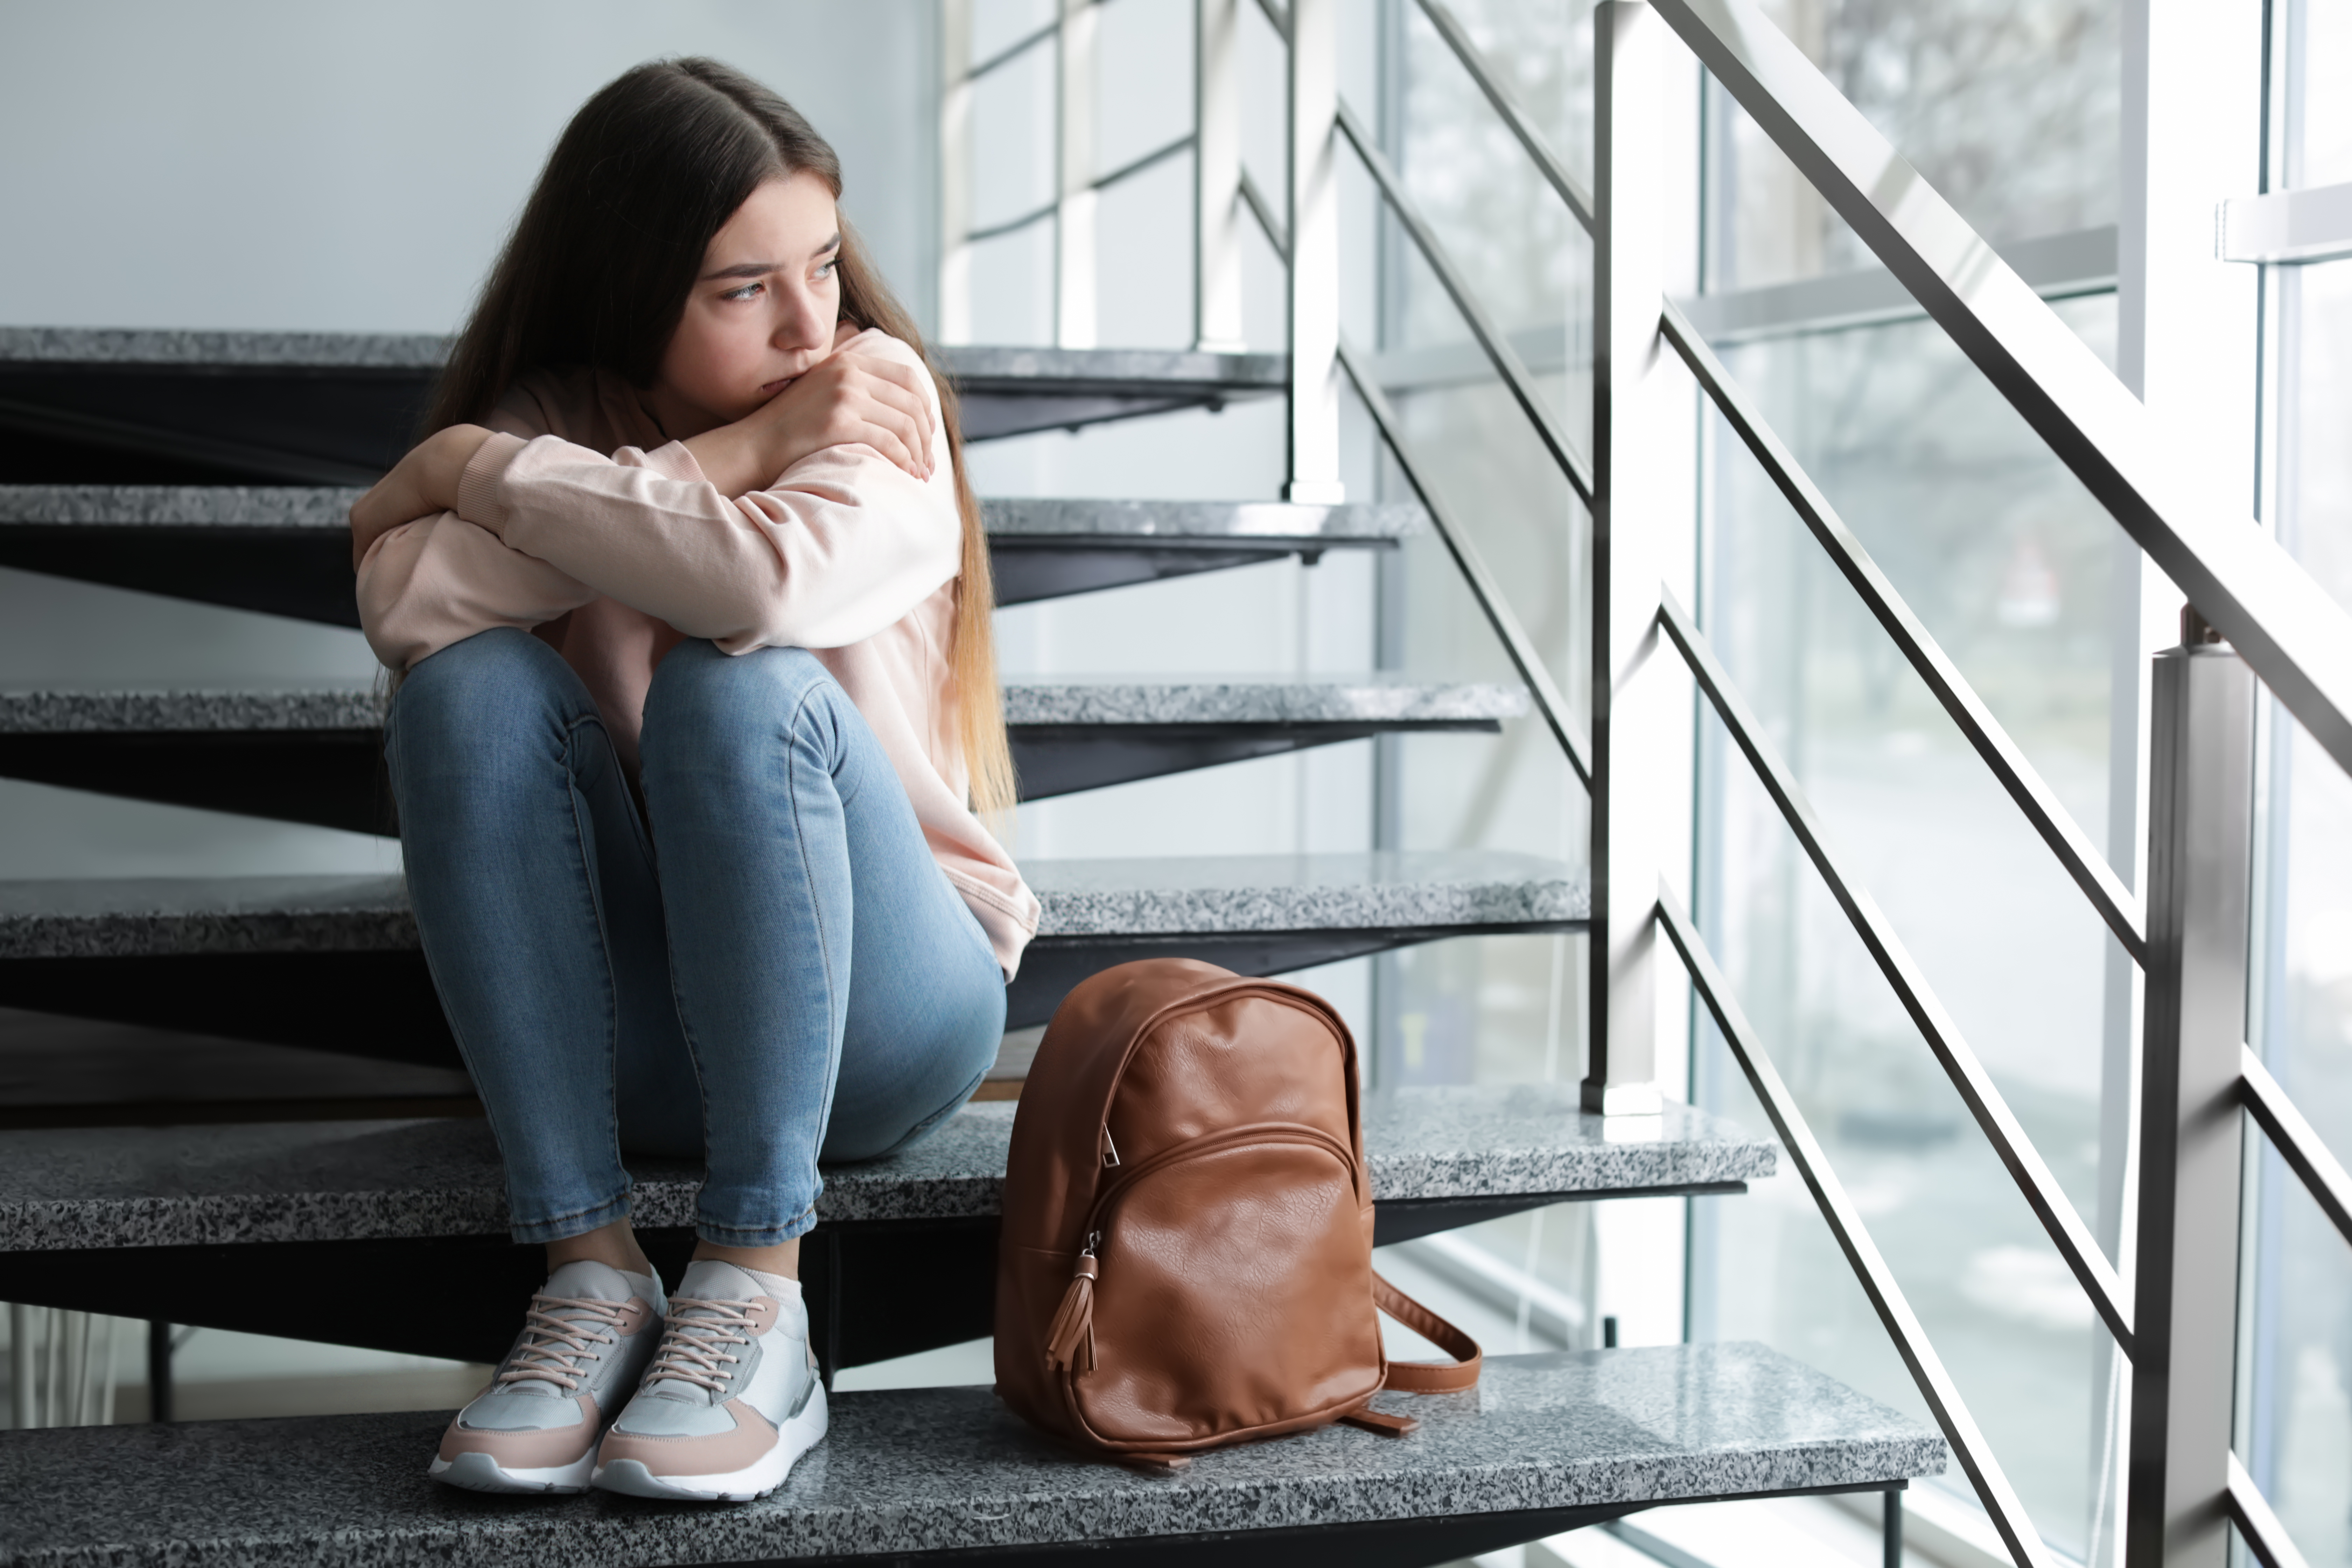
[353,382,600,673]
[355,510,601,673]
[450,331,962,652]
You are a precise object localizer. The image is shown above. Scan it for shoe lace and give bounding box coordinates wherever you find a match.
[497,1294,631,1392]
[643,1297,762,1395]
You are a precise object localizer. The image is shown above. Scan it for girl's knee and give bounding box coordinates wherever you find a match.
[644,643,838,747]
[388,628,587,754]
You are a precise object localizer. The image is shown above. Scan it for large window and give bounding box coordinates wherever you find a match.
[2244,5,2352,1562]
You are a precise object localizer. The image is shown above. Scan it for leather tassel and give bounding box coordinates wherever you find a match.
[1044,1255,1099,1373]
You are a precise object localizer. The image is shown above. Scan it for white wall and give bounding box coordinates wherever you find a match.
[0,0,936,334]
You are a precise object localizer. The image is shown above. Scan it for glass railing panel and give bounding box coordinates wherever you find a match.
[1686,296,2147,1559]
[1687,683,2110,1560]
[1382,0,1595,440]
[1701,0,2119,294]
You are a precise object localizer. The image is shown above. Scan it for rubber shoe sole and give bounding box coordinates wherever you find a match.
[592,1382,828,1503]
[428,1447,596,1494]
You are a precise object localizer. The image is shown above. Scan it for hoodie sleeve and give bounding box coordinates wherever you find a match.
[453,330,963,654]
[352,385,600,674]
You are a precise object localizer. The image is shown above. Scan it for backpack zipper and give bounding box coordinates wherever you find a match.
[1043,1124,1360,1384]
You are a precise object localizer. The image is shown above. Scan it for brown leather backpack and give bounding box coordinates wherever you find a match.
[994,958,1480,1468]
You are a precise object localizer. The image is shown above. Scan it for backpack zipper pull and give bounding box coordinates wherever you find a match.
[1044,1232,1101,1374]
[1100,1126,1121,1167]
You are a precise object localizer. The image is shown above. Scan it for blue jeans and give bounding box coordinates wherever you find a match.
[385,628,1006,1246]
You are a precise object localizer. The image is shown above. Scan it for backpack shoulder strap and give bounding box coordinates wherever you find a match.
[1371,1270,1483,1393]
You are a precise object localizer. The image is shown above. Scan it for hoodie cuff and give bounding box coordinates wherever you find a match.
[456,431,529,536]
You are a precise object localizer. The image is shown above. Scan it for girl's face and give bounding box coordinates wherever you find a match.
[650,169,844,433]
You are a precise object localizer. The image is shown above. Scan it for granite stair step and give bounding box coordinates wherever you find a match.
[0,328,1288,487]
[0,675,1522,832]
[0,1085,1770,1367]
[0,852,1586,1058]
[0,484,1420,623]
[0,1344,1943,1568]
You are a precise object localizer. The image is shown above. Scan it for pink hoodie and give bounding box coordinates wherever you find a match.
[355,328,1039,978]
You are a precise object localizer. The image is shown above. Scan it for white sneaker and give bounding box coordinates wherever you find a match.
[427,1259,667,1494]
[590,1259,828,1502]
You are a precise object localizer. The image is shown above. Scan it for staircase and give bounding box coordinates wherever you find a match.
[0,326,1940,1562]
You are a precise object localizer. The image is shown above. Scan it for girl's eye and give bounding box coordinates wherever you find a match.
[721,282,763,302]
[817,258,838,280]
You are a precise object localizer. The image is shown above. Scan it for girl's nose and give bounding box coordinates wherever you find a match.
[774,288,831,353]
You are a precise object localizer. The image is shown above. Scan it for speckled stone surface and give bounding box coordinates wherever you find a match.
[1,485,1425,544]
[0,875,414,960]
[0,1087,1771,1251]
[0,855,1586,960]
[938,344,1287,386]
[1004,676,1523,725]
[0,680,1514,734]
[0,1345,1942,1568]
[984,496,1423,540]
[0,331,1287,386]
[0,688,382,733]
[0,327,449,367]
[0,484,365,527]
[1028,853,1587,936]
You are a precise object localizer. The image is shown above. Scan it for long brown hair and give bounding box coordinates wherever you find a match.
[425,57,1014,819]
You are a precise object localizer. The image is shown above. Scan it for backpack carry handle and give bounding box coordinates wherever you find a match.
[1371,1271,1483,1393]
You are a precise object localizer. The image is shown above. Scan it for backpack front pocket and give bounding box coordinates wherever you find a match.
[1054,1127,1382,1449]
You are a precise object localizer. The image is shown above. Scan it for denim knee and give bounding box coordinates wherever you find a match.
[642,642,841,766]
[386,627,595,767]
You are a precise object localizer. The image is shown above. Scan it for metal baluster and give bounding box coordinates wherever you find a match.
[1584,0,1667,1115]
[148,1320,175,1424]
[1194,0,1245,351]
[1283,0,1343,502]
[937,0,973,345]
[2126,613,2256,1568]
[1056,0,1099,349]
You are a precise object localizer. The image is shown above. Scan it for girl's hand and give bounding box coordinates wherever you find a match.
[350,425,495,569]
[685,338,938,497]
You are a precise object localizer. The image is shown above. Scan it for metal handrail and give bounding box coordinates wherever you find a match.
[1659,300,2148,964]
[1412,0,1596,233]
[966,200,1059,246]
[2240,1044,2352,1248]
[2226,1451,2314,1568]
[1338,334,1594,785]
[1656,884,2060,1568]
[1090,132,1197,194]
[965,16,1059,83]
[1230,159,1593,783]
[1658,588,2134,1353]
[1334,98,1595,504]
[1649,0,2352,784]
[1239,169,1286,259]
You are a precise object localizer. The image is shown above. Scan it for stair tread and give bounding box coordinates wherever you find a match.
[0,483,1420,540]
[0,676,1525,733]
[0,329,1287,382]
[0,1344,1939,1566]
[0,1083,1771,1250]
[0,853,1587,960]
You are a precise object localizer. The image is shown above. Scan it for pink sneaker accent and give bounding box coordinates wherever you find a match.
[595,1397,778,1476]
[438,1392,603,1469]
